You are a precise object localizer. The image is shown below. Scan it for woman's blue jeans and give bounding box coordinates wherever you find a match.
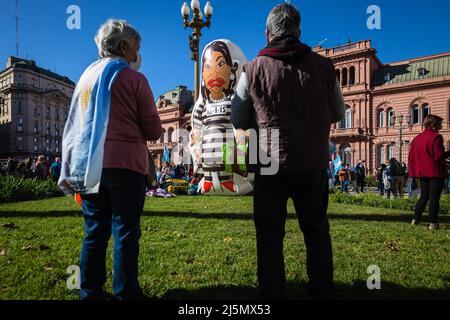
[79,168,147,300]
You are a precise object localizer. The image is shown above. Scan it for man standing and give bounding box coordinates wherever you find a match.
[356,160,366,193]
[50,157,62,182]
[5,156,17,175]
[338,164,351,193]
[232,3,345,299]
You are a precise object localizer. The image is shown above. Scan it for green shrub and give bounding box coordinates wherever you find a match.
[329,191,449,214]
[364,175,377,187]
[0,175,63,203]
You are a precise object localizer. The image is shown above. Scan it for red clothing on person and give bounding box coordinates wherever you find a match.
[408,128,450,179]
[103,67,162,176]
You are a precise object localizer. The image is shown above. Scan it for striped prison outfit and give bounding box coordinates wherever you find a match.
[192,99,235,188]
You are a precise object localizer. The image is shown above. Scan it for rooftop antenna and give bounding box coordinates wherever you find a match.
[15,0,20,57]
[317,38,328,47]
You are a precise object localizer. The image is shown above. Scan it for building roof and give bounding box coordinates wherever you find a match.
[0,56,75,86]
[156,85,194,112]
[373,53,450,87]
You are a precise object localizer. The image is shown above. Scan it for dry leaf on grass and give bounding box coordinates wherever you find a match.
[21,245,51,252]
[384,240,399,251]
[43,262,56,271]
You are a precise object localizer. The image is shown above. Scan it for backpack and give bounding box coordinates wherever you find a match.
[388,163,399,177]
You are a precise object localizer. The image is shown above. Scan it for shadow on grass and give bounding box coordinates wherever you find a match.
[0,210,449,224]
[0,209,449,224]
[157,280,450,300]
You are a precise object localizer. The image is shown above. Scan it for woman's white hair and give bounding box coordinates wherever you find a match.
[94,19,141,59]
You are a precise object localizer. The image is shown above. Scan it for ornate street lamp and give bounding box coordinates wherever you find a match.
[392,112,412,163]
[181,1,213,101]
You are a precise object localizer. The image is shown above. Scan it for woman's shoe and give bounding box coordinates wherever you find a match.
[429,223,439,230]
[411,219,419,226]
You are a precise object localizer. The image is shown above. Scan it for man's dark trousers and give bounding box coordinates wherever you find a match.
[357,175,365,193]
[253,170,333,297]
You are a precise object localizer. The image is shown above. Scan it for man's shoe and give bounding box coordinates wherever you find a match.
[429,223,439,230]
[411,219,419,226]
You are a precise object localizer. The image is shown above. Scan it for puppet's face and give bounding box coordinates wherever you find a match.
[203,49,231,98]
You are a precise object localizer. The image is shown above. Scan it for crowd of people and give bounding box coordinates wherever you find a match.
[330,153,450,202]
[152,163,200,195]
[375,159,408,198]
[330,160,367,193]
[0,155,61,182]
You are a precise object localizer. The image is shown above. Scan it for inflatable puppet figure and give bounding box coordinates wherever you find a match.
[189,39,253,195]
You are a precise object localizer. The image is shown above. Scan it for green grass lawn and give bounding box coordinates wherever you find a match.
[0,195,449,300]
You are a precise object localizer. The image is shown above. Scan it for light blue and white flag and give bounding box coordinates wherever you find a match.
[58,58,128,195]
[333,155,343,176]
[162,146,171,164]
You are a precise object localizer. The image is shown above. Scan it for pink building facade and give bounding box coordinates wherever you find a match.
[315,40,450,173]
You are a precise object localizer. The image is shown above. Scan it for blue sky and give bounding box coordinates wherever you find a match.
[1,0,450,98]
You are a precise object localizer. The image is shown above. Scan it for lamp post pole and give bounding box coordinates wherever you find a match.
[394,113,411,164]
[398,114,403,163]
[181,1,213,101]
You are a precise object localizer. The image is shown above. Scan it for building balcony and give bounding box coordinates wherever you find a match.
[330,127,366,138]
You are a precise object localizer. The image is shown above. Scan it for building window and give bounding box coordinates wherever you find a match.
[160,129,166,143]
[46,122,50,135]
[340,106,352,129]
[377,109,385,128]
[34,137,39,152]
[387,108,395,127]
[339,144,352,166]
[18,117,24,132]
[46,106,51,119]
[18,101,22,115]
[349,66,356,85]
[388,144,395,160]
[384,73,391,81]
[17,137,23,150]
[342,67,348,86]
[422,103,430,120]
[418,68,427,77]
[411,104,420,124]
[336,69,341,84]
[168,128,175,143]
[377,145,386,166]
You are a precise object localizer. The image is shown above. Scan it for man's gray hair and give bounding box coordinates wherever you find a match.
[266,3,301,39]
[94,19,141,58]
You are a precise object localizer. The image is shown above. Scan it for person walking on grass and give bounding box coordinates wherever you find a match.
[409,115,450,230]
[231,3,345,299]
[355,160,366,193]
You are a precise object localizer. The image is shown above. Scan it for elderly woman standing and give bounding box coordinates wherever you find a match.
[409,115,450,230]
[59,19,162,299]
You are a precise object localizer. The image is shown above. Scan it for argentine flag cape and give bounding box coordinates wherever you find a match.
[58,58,128,195]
